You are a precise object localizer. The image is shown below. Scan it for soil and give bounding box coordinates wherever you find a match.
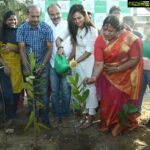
[0,92,150,150]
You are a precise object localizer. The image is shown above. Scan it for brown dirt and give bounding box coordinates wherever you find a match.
[0,92,150,150]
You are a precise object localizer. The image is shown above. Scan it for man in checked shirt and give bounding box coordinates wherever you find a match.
[17,5,53,127]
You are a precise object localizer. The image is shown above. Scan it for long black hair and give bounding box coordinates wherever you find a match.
[67,4,95,43]
[0,11,17,43]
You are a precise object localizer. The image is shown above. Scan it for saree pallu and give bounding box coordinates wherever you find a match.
[96,32,143,134]
[0,42,24,93]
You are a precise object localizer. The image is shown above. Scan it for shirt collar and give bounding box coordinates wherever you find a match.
[27,22,41,30]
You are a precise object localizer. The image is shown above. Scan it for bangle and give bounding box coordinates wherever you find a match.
[58,46,63,50]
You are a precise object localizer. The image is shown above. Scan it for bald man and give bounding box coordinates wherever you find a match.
[17,5,54,127]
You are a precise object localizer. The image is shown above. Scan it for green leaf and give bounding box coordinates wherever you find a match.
[34,121,40,135]
[81,89,90,102]
[34,91,46,95]
[29,51,35,73]
[77,81,83,89]
[70,99,80,110]
[27,89,34,99]
[75,73,79,84]
[33,83,47,88]
[123,104,128,114]
[119,112,130,127]
[79,86,85,93]
[72,87,80,95]
[37,101,44,109]
[128,108,138,114]
[74,94,83,102]
[23,82,33,91]
[38,123,50,130]
[67,75,77,87]
[128,103,136,111]
[24,111,34,131]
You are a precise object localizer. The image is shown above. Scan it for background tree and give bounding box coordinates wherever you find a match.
[0,0,33,25]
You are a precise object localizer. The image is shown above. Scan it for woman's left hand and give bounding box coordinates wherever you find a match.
[104,64,119,74]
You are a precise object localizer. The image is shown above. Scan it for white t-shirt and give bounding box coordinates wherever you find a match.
[47,19,73,68]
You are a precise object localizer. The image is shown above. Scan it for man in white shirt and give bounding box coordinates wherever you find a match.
[47,4,73,126]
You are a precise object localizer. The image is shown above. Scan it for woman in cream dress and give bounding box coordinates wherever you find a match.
[68,4,98,128]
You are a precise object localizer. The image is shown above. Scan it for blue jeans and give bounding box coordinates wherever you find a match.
[0,69,14,120]
[138,70,150,112]
[28,65,50,126]
[50,66,71,118]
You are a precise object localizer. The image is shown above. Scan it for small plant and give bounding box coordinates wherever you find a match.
[119,103,138,127]
[67,72,89,115]
[23,51,49,148]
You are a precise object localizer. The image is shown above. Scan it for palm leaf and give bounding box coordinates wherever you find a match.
[24,111,34,131]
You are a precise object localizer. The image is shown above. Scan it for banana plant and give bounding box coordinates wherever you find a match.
[67,72,89,115]
[23,51,49,148]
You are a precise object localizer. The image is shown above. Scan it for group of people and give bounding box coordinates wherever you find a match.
[0,3,149,136]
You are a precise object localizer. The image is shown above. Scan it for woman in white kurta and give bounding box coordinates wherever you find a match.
[68,4,98,128]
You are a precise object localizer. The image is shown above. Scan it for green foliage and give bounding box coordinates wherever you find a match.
[68,73,90,115]
[119,103,138,127]
[29,51,36,74]
[23,51,49,138]
[24,111,34,131]
[0,0,33,25]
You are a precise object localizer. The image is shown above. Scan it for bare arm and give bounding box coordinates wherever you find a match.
[76,51,91,63]
[42,41,53,65]
[118,56,139,71]
[92,61,104,79]
[10,46,19,52]
[68,47,75,61]
[85,61,104,84]
[34,41,52,78]
[56,37,63,48]
[105,56,139,74]
[2,44,19,53]
[18,42,29,73]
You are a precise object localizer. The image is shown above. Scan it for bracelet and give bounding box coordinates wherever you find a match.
[58,46,63,50]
